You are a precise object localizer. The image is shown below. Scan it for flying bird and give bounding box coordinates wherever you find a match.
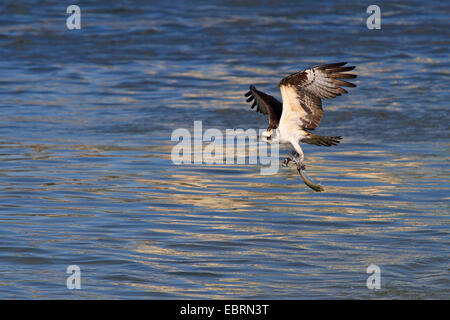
[244,62,357,191]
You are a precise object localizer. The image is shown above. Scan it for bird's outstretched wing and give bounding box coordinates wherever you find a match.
[245,85,283,129]
[279,62,357,130]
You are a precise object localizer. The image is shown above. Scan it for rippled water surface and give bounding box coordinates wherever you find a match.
[0,0,448,299]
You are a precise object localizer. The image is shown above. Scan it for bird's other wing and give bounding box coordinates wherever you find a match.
[279,62,357,130]
[245,85,283,129]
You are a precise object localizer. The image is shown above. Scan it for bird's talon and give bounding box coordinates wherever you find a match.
[283,156,295,167]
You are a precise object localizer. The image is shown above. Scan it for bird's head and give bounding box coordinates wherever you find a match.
[261,127,279,143]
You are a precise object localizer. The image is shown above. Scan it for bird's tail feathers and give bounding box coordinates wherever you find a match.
[302,133,342,147]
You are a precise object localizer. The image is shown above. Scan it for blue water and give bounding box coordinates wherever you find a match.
[0,0,448,299]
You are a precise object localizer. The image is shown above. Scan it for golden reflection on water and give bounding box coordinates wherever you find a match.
[142,142,427,209]
[4,139,446,298]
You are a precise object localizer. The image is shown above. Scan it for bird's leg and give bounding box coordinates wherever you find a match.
[291,145,306,171]
[293,156,306,171]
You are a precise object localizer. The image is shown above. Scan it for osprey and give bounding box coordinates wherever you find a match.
[245,62,357,191]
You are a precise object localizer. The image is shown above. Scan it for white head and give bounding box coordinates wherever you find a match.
[260,127,280,143]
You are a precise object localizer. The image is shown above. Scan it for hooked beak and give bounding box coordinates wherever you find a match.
[260,131,272,142]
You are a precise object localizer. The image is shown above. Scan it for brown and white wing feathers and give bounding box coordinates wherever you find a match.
[279,62,357,130]
[245,85,283,129]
